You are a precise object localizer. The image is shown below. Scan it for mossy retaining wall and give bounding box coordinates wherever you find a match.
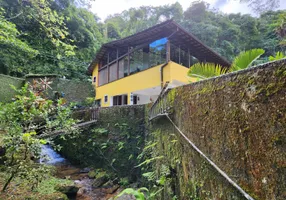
[150,60,286,199]
[25,75,94,103]
[56,105,146,180]
[0,74,25,102]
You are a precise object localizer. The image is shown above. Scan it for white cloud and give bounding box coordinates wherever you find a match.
[220,1,252,15]
[90,0,286,21]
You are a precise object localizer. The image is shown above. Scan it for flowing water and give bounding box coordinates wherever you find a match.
[40,145,121,200]
[40,145,66,164]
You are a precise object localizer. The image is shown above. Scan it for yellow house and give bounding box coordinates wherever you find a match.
[87,20,230,107]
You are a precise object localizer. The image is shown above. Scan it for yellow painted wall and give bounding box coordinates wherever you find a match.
[91,62,194,107]
[93,64,169,107]
[92,64,99,87]
[169,61,196,83]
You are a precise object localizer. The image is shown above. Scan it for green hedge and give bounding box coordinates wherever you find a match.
[0,74,24,103]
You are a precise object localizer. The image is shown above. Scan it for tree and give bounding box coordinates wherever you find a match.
[0,84,78,191]
[241,0,280,14]
[0,9,38,75]
[272,12,286,46]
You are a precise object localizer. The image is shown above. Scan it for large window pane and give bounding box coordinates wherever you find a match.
[149,38,167,67]
[98,68,108,86]
[119,56,129,78]
[109,62,117,82]
[130,49,144,75]
[170,44,190,68]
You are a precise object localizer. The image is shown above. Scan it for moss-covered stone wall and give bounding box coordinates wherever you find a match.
[0,74,24,102]
[150,60,286,199]
[56,105,146,180]
[25,75,94,103]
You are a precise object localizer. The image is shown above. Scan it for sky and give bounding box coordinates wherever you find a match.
[91,0,286,21]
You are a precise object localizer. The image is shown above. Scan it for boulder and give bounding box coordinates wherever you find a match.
[80,167,91,173]
[103,184,120,194]
[115,194,136,200]
[55,184,79,196]
[92,176,108,188]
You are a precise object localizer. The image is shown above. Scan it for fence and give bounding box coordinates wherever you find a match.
[72,107,99,122]
[149,87,174,120]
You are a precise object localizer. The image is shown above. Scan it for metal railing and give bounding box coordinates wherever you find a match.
[149,83,174,120]
[72,107,99,122]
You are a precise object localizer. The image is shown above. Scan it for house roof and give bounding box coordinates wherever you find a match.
[87,19,231,75]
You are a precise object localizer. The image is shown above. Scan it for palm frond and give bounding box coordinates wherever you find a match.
[188,62,227,80]
[231,48,265,71]
[269,51,286,61]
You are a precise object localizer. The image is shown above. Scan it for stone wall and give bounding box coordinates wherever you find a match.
[150,60,285,199]
[56,105,146,180]
[0,74,25,102]
[25,75,94,103]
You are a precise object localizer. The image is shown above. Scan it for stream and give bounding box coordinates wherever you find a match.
[40,145,122,200]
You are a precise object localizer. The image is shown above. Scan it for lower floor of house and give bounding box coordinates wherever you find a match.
[95,80,186,107]
[95,87,160,107]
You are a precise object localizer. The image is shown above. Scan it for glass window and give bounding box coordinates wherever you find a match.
[104,95,108,103]
[123,95,127,105]
[142,47,149,70]
[98,68,108,86]
[113,96,118,106]
[149,38,167,67]
[109,62,117,82]
[170,44,191,68]
[112,94,128,106]
[101,56,108,68]
[130,49,144,75]
[119,56,129,78]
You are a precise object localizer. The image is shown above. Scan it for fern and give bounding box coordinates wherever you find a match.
[136,156,164,167]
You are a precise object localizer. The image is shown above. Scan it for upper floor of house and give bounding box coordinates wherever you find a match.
[87,20,230,87]
[87,20,230,107]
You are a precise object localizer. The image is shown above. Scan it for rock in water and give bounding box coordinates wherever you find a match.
[55,184,79,196]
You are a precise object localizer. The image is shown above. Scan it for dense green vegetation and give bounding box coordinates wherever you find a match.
[0,0,285,80]
[0,84,78,198]
[188,48,267,80]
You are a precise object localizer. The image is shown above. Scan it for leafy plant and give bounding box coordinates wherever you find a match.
[230,48,265,71]
[187,63,226,80]
[119,177,130,186]
[188,48,265,80]
[116,187,149,200]
[0,84,78,191]
[269,51,286,61]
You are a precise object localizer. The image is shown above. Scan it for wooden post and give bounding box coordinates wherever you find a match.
[179,45,181,64]
[128,46,130,75]
[166,40,170,62]
[188,48,190,68]
[107,53,110,83]
[116,48,119,79]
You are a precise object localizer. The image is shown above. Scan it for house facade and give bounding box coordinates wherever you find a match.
[88,20,230,107]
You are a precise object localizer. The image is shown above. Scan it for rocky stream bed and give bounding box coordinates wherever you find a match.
[40,145,127,200]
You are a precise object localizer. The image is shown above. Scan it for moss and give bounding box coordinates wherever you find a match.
[247,77,255,86]
[227,81,237,87]
[55,105,145,181]
[148,61,286,199]
[0,74,25,102]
